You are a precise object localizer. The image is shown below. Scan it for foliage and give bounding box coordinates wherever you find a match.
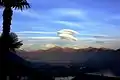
[0,0,30,10]
[0,32,23,52]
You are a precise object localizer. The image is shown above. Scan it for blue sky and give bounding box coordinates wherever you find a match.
[0,0,120,49]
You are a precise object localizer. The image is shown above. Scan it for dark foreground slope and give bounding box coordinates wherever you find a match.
[3,52,55,80]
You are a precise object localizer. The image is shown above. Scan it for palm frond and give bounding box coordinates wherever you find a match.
[0,32,23,52]
[13,2,30,10]
[12,41,23,48]
[0,0,30,10]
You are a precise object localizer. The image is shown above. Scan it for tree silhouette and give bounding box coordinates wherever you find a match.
[0,0,30,34]
[0,32,23,53]
[0,0,30,56]
[0,1,30,77]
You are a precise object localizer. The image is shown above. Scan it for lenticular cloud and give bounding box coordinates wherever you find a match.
[57,29,79,41]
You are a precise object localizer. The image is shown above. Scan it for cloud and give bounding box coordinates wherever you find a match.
[14,8,86,22]
[20,36,120,50]
[5,3,120,50]
[19,36,97,40]
[93,35,110,38]
[12,7,120,35]
[58,34,78,41]
[49,8,86,18]
[77,33,109,38]
[93,35,120,40]
[48,8,90,21]
[14,9,52,20]
[57,29,79,35]
[95,41,105,44]
[52,20,115,30]
[16,31,108,37]
[16,31,56,34]
[13,8,86,21]
[53,20,81,28]
[19,36,59,39]
[14,10,40,19]
[17,29,79,41]
[16,30,120,41]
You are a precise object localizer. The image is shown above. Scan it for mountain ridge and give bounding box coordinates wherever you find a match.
[16,47,120,63]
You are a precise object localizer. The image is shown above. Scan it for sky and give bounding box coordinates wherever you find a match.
[0,0,120,50]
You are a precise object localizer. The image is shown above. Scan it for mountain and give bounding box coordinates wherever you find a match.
[16,47,119,62]
[16,47,120,76]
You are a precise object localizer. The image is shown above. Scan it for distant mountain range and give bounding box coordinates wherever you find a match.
[16,47,120,76]
[17,47,120,62]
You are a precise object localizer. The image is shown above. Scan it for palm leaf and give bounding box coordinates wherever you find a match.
[0,0,30,10]
[0,32,23,52]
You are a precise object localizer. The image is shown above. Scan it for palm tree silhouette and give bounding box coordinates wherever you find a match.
[0,0,30,56]
[0,32,23,53]
[0,0,30,77]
